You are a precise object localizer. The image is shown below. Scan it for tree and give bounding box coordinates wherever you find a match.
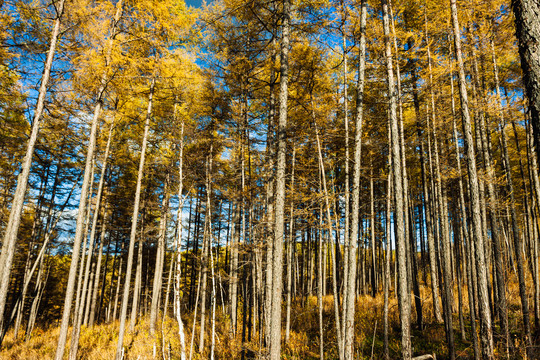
[511,0,540,160]
[0,0,66,335]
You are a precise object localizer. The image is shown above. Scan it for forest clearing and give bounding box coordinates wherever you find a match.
[0,0,540,358]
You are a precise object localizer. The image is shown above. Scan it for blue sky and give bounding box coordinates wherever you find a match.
[186,0,203,8]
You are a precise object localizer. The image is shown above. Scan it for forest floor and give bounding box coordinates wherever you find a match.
[0,282,535,359]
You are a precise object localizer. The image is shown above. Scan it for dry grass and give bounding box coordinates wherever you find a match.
[0,285,535,360]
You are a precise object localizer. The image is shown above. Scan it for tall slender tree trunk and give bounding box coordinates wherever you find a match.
[264,33,277,346]
[55,3,123,358]
[500,119,532,348]
[488,36,511,353]
[511,0,540,161]
[450,0,494,357]
[425,27,454,356]
[268,0,290,357]
[526,118,540,332]
[115,78,155,360]
[285,148,296,342]
[412,66,443,324]
[384,157,392,360]
[173,113,187,360]
[150,175,170,334]
[69,120,114,359]
[130,203,146,330]
[313,108,343,360]
[89,204,108,327]
[0,0,66,336]
[343,0,365,358]
[341,6,351,333]
[382,0,411,357]
[318,205,324,360]
[200,147,214,357]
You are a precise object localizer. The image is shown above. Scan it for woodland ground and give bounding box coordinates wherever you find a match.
[0,278,535,360]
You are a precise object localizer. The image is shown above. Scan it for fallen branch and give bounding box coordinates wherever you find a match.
[412,354,436,360]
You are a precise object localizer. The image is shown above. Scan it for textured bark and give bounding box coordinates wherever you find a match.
[341,12,351,334]
[264,33,277,345]
[382,0,411,357]
[412,67,443,324]
[383,169,392,360]
[55,3,123,358]
[285,148,296,342]
[425,26,454,356]
[174,188,187,360]
[130,204,145,330]
[69,120,114,358]
[198,150,213,354]
[0,0,65,335]
[229,203,239,334]
[500,121,532,348]
[511,0,540,161]
[115,78,155,360]
[526,118,540,331]
[268,0,290,357]
[450,0,494,357]
[318,205,324,360]
[343,0,365,357]
[150,175,170,334]
[488,37,510,351]
[391,4,414,308]
[67,160,95,360]
[25,254,47,342]
[449,65,480,359]
[173,105,187,360]
[89,206,108,327]
[313,112,342,359]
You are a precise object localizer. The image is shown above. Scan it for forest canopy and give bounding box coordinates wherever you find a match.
[0,0,539,359]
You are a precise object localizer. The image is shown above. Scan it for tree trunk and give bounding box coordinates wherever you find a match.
[0,0,66,334]
[55,2,124,358]
[89,205,108,327]
[150,174,170,334]
[450,0,494,356]
[343,0,366,357]
[115,78,155,360]
[511,0,540,161]
[174,107,188,360]
[500,119,532,349]
[382,0,411,357]
[268,0,290,357]
[285,148,296,342]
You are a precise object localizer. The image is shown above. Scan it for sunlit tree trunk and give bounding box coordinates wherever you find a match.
[450,0,494,356]
[89,203,108,327]
[0,0,66,338]
[268,0,290,357]
[115,78,155,360]
[150,174,171,334]
[55,3,124,358]
[382,0,411,357]
[285,148,296,342]
[343,0,366,357]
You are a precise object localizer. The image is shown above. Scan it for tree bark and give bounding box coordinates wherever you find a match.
[150,174,171,334]
[268,0,290,357]
[0,0,66,336]
[115,78,155,360]
[55,2,123,357]
[343,0,366,357]
[511,0,540,161]
[382,0,411,357]
[450,0,494,357]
